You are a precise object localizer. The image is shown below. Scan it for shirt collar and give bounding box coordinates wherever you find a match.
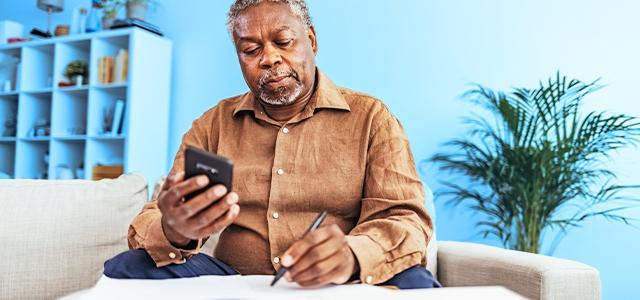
[232,69,351,117]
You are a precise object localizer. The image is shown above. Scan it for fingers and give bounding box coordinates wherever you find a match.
[162,171,184,191]
[160,174,210,208]
[281,225,355,288]
[186,191,238,228]
[281,226,335,268]
[296,261,347,288]
[179,185,229,219]
[286,233,344,279]
[191,204,240,237]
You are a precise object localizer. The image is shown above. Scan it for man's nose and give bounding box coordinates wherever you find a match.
[259,43,282,68]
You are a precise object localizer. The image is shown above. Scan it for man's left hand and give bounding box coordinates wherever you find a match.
[281,224,359,287]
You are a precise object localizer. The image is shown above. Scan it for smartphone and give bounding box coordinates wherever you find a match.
[183,146,233,201]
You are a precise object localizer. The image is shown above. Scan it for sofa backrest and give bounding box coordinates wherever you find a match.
[0,174,147,300]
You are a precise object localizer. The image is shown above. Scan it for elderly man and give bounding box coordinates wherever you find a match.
[104,0,440,289]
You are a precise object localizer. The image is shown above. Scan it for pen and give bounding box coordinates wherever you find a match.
[270,211,328,287]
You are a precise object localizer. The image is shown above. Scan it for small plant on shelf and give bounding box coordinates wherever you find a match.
[101,0,125,29]
[63,60,88,86]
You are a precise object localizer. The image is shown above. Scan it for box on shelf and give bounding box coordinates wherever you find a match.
[92,164,123,180]
[0,20,24,44]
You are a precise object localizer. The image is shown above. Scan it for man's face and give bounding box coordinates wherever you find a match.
[232,1,318,106]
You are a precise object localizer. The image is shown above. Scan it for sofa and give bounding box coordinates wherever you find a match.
[0,174,601,299]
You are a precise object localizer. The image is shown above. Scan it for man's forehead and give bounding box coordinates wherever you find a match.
[233,2,303,35]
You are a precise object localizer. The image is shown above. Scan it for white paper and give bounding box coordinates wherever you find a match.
[81,275,526,300]
[82,275,395,300]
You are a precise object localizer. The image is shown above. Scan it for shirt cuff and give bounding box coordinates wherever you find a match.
[345,234,391,285]
[144,218,203,267]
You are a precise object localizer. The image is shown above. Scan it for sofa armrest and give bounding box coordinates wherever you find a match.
[437,241,601,300]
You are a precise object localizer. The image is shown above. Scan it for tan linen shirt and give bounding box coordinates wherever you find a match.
[128,70,434,284]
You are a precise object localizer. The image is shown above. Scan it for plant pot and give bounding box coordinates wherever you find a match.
[127,2,148,20]
[102,16,116,30]
[73,75,84,86]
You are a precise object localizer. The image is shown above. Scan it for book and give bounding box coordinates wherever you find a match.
[113,49,128,83]
[110,99,125,136]
[98,56,114,84]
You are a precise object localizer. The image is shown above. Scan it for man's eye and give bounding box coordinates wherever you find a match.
[244,47,260,55]
[276,39,292,46]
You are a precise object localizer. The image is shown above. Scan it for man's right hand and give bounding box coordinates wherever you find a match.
[157,171,240,248]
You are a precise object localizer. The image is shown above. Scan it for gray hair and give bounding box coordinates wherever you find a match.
[227,0,313,34]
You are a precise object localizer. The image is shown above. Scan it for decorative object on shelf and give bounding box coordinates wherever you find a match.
[2,80,10,92]
[92,164,123,180]
[111,99,125,135]
[35,0,64,38]
[101,0,124,29]
[66,127,86,136]
[0,54,19,91]
[55,164,75,179]
[125,0,158,21]
[28,118,51,137]
[76,162,85,179]
[86,0,102,33]
[54,24,70,36]
[2,117,17,137]
[0,20,24,44]
[429,73,640,254]
[111,18,162,36]
[41,150,50,179]
[63,60,88,86]
[70,7,88,34]
[101,106,114,134]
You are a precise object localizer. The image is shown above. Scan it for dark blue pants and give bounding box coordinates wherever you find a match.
[104,249,442,289]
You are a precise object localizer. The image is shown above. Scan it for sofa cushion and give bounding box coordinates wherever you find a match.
[0,173,147,300]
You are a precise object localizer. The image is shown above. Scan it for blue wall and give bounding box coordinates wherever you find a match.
[2,1,639,298]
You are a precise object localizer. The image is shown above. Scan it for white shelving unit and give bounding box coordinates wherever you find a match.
[0,28,172,183]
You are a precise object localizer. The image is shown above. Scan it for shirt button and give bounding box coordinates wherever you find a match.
[276,168,284,175]
[272,212,279,219]
[168,252,176,259]
[365,275,373,284]
[273,256,280,264]
[282,127,289,134]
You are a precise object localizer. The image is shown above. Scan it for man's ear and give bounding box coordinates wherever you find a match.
[308,26,318,55]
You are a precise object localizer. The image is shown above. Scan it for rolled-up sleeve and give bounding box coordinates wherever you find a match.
[127,117,211,267]
[346,106,434,285]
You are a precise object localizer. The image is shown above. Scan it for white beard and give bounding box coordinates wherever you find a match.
[258,81,304,106]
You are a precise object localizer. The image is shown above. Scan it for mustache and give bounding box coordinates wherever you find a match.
[257,68,298,87]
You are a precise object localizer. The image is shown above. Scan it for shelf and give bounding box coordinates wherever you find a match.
[53,135,87,141]
[0,91,19,96]
[22,87,54,95]
[89,134,126,140]
[93,82,128,90]
[19,137,51,142]
[1,28,171,181]
[56,85,90,92]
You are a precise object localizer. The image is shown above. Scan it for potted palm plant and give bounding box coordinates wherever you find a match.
[430,73,640,254]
